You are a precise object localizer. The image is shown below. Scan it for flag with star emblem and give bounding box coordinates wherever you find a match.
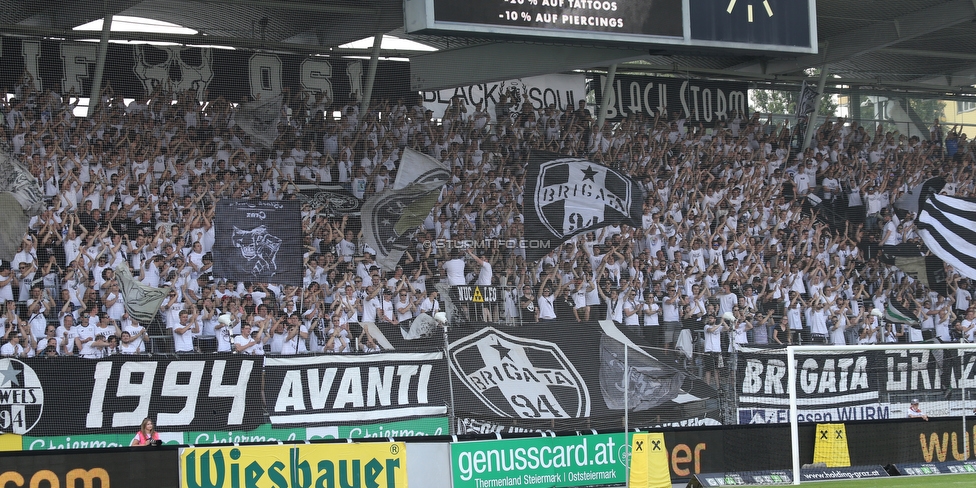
[362,180,444,271]
[523,152,644,262]
[361,149,449,271]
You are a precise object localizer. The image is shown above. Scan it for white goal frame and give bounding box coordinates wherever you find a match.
[786,343,976,485]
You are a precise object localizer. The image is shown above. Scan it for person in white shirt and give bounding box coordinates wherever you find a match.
[442,251,467,286]
[169,309,199,353]
[279,313,309,355]
[234,323,266,355]
[1,331,27,357]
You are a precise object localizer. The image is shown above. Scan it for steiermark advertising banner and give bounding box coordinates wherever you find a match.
[451,434,627,488]
[20,418,449,450]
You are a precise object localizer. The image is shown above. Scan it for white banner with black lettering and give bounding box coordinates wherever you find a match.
[422,74,585,122]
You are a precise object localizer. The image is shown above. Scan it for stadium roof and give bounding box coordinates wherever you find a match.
[1,0,975,97]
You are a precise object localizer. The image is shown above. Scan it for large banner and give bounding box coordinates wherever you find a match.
[422,74,586,122]
[0,37,411,104]
[448,321,717,434]
[0,356,263,437]
[0,354,449,444]
[263,353,450,425]
[180,443,407,488]
[593,74,749,126]
[736,348,976,424]
[213,199,303,285]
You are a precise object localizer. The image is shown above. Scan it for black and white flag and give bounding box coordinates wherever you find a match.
[0,149,44,260]
[523,152,644,262]
[918,194,976,281]
[795,80,819,118]
[234,94,282,148]
[360,148,449,271]
[213,199,303,285]
[362,181,443,271]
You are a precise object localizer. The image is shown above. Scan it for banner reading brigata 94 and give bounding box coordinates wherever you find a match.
[213,199,303,286]
[523,152,645,263]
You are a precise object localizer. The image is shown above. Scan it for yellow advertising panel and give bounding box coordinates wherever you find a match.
[180,442,407,488]
[813,423,851,468]
[629,433,670,488]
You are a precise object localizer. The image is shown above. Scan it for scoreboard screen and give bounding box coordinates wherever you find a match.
[404,0,816,53]
[429,0,683,39]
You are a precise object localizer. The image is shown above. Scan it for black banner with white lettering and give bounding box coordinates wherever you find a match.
[593,74,749,126]
[736,348,976,424]
[523,152,644,263]
[262,353,450,426]
[0,37,410,104]
[213,199,303,286]
[448,321,717,434]
[2,356,263,436]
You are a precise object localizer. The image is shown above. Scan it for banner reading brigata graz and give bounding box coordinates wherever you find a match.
[448,321,718,434]
[593,74,749,126]
[736,347,976,424]
[0,37,410,104]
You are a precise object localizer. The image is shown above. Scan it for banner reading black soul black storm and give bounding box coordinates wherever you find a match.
[523,153,644,263]
[594,74,749,126]
[448,321,716,434]
[0,356,263,437]
[263,353,450,426]
[736,347,976,424]
[214,199,303,285]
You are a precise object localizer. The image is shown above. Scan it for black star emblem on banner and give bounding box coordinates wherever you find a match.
[491,341,512,361]
[582,165,598,181]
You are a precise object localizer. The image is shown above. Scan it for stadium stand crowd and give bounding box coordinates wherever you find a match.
[0,78,973,375]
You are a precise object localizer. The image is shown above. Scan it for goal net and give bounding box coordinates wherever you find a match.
[735,343,976,484]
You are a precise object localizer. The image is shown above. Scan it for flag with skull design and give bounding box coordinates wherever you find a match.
[213,199,303,285]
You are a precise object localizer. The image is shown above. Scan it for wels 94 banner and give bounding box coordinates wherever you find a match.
[214,199,303,285]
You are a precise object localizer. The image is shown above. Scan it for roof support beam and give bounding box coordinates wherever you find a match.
[736,0,976,75]
[410,43,646,91]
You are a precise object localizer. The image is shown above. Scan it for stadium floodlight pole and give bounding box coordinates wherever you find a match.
[360,35,383,115]
[800,46,829,152]
[87,4,114,118]
[596,64,618,130]
[786,342,976,485]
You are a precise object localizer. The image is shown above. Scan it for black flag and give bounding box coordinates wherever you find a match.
[523,152,644,262]
[213,199,303,285]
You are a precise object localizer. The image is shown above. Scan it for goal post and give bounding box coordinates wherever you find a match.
[785,342,976,485]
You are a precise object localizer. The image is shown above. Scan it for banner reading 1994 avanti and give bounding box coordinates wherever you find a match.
[180,443,407,488]
[451,434,627,488]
